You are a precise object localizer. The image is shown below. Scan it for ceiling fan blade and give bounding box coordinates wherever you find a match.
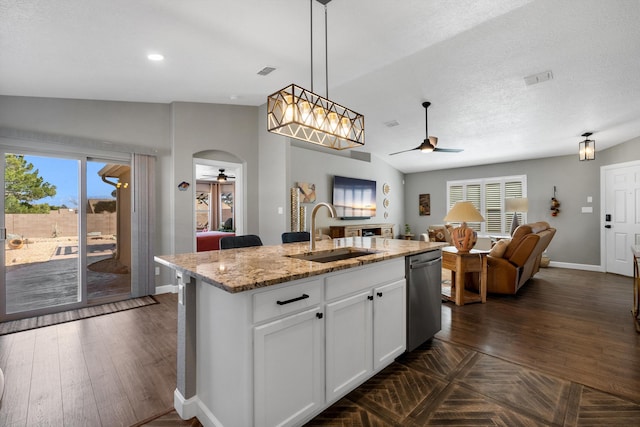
[389,146,421,156]
[433,147,464,153]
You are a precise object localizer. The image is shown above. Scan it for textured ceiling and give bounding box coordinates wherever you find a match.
[2,0,640,173]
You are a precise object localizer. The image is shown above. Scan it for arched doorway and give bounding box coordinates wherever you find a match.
[193,151,244,252]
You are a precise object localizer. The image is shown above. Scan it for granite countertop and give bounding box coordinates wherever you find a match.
[155,237,446,293]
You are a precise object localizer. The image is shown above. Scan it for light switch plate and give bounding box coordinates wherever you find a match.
[581,206,593,213]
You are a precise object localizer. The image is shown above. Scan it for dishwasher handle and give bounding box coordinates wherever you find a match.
[410,257,442,270]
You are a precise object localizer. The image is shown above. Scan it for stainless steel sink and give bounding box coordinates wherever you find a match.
[288,247,381,263]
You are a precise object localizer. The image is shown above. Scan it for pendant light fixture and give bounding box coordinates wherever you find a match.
[578,132,595,161]
[267,0,364,150]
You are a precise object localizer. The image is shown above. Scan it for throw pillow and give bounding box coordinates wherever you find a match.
[489,239,510,258]
[428,227,448,242]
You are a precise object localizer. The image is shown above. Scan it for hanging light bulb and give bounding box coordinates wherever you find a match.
[579,132,595,161]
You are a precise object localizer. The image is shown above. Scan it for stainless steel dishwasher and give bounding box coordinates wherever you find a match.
[406,249,442,352]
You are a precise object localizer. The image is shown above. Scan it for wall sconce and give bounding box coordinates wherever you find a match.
[579,132,595,161]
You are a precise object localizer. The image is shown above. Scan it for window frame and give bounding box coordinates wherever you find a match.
[446,175,527,235]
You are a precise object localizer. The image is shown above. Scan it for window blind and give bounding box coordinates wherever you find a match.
[447,175,526,235]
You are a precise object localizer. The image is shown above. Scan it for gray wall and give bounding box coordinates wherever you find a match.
[289,146,405,239]
[257,103,289,246]
[404,136,640,266]
[0,95,260,289]
[171,102,259,253]
[3,93,639,285]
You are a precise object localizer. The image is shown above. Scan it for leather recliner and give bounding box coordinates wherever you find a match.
[470,221,556,294]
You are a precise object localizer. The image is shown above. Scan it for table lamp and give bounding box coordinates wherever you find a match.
[505,197,528,235]
[443,201,486,253]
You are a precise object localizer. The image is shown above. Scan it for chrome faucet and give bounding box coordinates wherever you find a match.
[310,202,337,250]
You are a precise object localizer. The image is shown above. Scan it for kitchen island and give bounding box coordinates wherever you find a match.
[155,237,444,427]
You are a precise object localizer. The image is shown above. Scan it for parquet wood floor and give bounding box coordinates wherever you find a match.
[1,267,639,426]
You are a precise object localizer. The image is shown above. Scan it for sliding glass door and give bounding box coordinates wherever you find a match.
[1,151,132,321]
[4,153,81,314]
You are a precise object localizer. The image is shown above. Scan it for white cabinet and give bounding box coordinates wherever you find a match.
[373,279,406,370]
[190,257,411,427]
[325,290,373,402]
[325,261,406,403]
[254,286,324,427]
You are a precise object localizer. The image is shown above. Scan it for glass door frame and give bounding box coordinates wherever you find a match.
[0,145,132,322]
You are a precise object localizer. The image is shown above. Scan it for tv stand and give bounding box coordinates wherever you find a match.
[329,223,394,239]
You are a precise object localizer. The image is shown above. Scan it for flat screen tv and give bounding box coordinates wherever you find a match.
[332,175,377,219]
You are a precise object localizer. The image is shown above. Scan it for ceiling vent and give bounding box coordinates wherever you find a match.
[257,66,276,76]
[384,120,400,128]
[524,70,553,86]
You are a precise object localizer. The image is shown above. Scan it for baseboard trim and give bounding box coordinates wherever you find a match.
[156,284,178,294]
[173,389,199,420]
[547,261,603,272]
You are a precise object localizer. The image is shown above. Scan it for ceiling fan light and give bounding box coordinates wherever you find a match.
[420,139,435,152]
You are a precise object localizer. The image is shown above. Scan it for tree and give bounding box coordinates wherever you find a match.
[5,154,57,213]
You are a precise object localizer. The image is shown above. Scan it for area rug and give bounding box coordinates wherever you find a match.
[0,295,157,336]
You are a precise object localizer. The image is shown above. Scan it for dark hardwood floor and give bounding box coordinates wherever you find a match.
[0,267,638,426]
[0,293,177,426]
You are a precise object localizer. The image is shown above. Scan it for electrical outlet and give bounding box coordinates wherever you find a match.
[155,266,160,276]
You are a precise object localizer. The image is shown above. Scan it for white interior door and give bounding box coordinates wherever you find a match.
[603,161,640,276]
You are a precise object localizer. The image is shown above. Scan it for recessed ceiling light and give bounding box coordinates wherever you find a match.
[147,53,164,61]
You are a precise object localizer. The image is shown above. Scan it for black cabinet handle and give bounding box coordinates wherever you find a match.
[604,225,612,229]
[316,312,323,319]
[367,295,373,301]
[277,294,309,305]
[377,292,383,297]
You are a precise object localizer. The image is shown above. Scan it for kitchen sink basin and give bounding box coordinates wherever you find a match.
[288,247,381,263]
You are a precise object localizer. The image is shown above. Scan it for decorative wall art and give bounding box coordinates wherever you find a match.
[290,187,300,231]
[382,183,391,219]
[419,194,431,216]
[550,186,560,217]
[297,182,316,203]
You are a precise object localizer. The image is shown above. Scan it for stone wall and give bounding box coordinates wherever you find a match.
[5,210,117,238]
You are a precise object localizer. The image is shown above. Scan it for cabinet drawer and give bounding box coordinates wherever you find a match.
[325,258,405,301]
[253,279,322,323]
[344,229,360,237]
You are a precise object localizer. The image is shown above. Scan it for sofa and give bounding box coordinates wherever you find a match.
[196,231,236,251]
[421,224,492,250]
[472,221,556,294]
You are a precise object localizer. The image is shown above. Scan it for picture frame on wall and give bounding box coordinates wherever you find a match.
[419,193,431,216]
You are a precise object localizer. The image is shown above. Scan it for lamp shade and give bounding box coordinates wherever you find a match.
[443,201,485,223]
[505,197,528,213]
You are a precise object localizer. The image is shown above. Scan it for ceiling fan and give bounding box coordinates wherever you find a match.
[216,169,235,182]
[202,169,236,182]
[389,101,464,156]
